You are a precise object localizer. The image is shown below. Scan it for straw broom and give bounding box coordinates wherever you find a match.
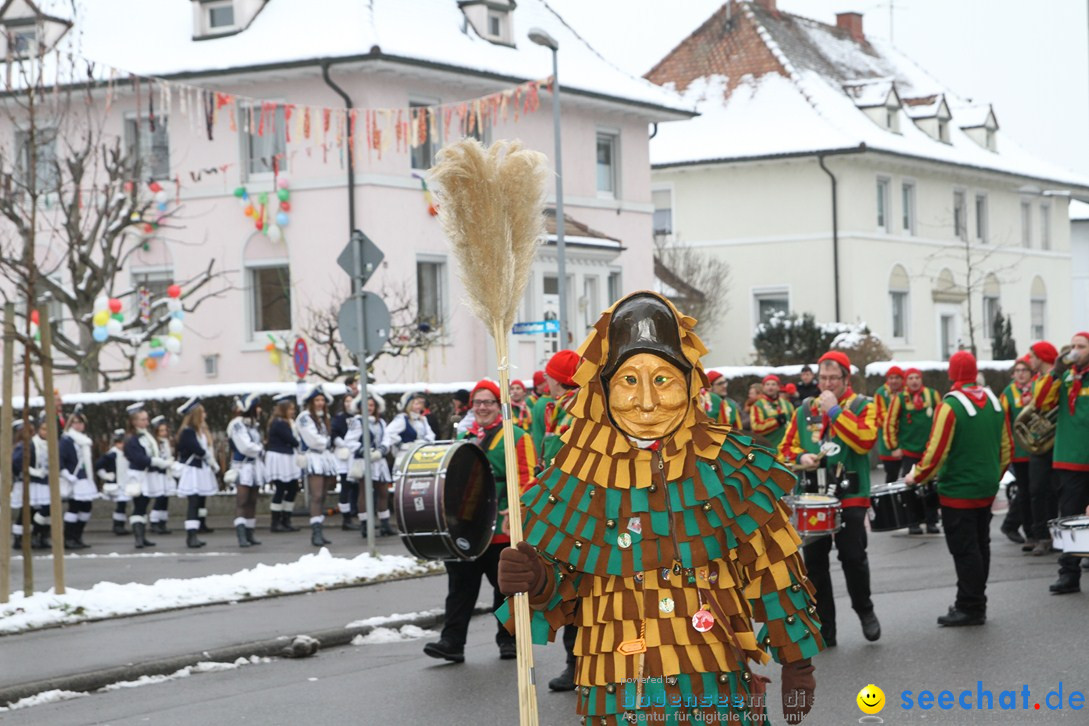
[430,139,547,726]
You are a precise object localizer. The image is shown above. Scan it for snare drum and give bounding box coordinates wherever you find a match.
[785,493,841,545]
[869,482,925,532]
[393,440,497,561]
[1049,516,1089,557]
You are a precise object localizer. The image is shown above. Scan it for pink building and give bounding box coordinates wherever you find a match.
[4,0,690,392]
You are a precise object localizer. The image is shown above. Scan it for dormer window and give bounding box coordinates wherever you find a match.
[938,118,949,143]
[985,127,995,151]
[885,105,900,133]
[10,27,37,58]
[459,0,515,46]
[206,1,236,32]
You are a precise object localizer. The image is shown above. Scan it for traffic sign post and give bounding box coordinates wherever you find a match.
[337,230,389,557]
[293,338,309,380]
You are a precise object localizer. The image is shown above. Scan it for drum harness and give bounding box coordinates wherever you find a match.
[803,396,868,499]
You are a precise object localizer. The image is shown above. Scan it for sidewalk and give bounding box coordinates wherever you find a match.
[0,571,472,705]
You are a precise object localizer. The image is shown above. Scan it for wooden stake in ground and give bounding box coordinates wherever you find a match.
[0,303,15,604]
[39,306,65,595]
[430,139,548,726]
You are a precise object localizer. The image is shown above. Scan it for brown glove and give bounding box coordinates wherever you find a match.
[498,541,549,598]
[781,659,815,724]
[1053,346,1073,376]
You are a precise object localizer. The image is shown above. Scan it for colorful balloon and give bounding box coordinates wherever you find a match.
[276,212,289,227]
[276,175,290,190]
[279,201,291,212]
[111,312,124,321]
[145,357,157,371]
[233,186,246,198]
[30,309,39,325]
[108,298,122,314]
[92,327,108,343]
[266,224,283,243]
[277,188,290,202]
[93,310,110,327]
[93,296,109,311]
[164,337,181,354]
[148,181,163,193]
[167,284,182,298]
[168,319,183,335]
[105,318,123,336]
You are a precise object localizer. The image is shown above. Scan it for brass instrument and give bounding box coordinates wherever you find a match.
[1014,403,1057,455]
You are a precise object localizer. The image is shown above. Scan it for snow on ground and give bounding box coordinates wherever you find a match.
[344,608,443,629]
[0,657,270,712]
[865,359,1017,376]
[351,624,438,645]
[0,549,441,634]
[16,551,240,561]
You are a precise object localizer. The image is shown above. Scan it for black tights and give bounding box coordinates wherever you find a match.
[271,480,300,506]
[236,485,258,519]
[67,499,93,515]
[308,475,333,519]
[186,494,201,521]
[132,496,150,517]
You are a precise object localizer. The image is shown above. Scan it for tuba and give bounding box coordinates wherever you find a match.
[1014,403,1057,455]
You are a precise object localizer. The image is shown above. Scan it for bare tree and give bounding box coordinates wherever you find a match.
[653,235,731,329]
[0,18,230,391]
[300,279,441,382]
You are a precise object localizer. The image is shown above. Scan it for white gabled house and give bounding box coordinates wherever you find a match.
[646,0,1089,363]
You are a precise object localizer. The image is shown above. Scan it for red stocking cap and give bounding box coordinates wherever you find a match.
[947,351,978,384]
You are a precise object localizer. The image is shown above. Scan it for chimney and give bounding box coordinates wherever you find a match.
[754,0,777,14]
[836,12,864,42]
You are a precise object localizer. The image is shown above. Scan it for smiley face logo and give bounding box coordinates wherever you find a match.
[856,684,885,715]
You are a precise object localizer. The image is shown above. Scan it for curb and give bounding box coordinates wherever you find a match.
[0,566,443,638]
[0,605,493,707]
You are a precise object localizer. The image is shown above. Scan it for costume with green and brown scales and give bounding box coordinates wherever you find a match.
[498,296,823,725]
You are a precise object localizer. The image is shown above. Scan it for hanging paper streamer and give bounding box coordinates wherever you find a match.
[412,173,439,217]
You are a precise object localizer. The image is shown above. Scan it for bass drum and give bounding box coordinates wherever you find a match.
[394,440,497,561]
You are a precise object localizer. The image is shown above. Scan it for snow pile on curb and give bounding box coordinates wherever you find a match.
[351,624,437,645]
[344,608,442,629]
[0,657,270,712]
[0,549,441,634]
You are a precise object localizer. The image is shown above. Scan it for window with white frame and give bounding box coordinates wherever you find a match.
[608,270,622,305]
[248,264,292,335]
[938,119,949,143]
[1039,202,1051,250]
[901,182,915,235]
[205,1,236,31]
[1030,276,1046,340]
[203,354,219,378]
[888,264,910,343]
[15,127,58,194]
[652,188,673,238]
[125,116,171,180]
[974,193,988,243]
[876,177,890,231]
[1020,201,1032,248]
[241,104,287,178]
[885,106,900,133]
[753,288,789,328]
[953,190,967,241]
[982,274,1000,340]
[417,259,447,332]
[131,268,174,323]
[596,131,619,196]
[410,101,438,171]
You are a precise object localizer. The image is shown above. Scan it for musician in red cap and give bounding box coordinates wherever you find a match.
[884,367,942,534]
[1033,332,1089,594]
[705,370,743,429]
[423,378,538,663]
[874,366,905,483]
[906,351,1012,625]
[1026,340,1060,555]
[531,349,580,470]
[750,374,794,452]
[781,349,881,646]
[998,356,1034,546]
[508,380,533,432]
[782,382,799,407]
[528,370,548,408]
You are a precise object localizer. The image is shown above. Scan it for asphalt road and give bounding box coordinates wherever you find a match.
[7,512,1089,725]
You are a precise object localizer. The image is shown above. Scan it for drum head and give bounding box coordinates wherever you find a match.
[441,442,497,559]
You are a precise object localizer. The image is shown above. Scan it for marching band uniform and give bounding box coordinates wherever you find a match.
[781,351,881,647]
[511,390,534,432]
[382,392,436,457]
[873,366,904,483]
[123,411,166,549]
[297,387,339,546]
[331,400,361,531]
[228,394,265,547]
[1026,342,1061,555]
[498,293,821,726]
[265,394,302,533]
[94,429,129,536]
[350,393,394,538]
[532,350,580,472]
[884,369,941,534]
[176,397,219,549]
[149,416,176,535]
[1034,333,1089,594]
[999,367,1034,544]
[59,420,96,550]
[12,421,53,550]
[749,376,794,452]
[424,379,537,664]
[908,351,1011,625]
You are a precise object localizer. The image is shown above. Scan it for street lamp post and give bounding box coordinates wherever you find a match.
[528,27,568,351]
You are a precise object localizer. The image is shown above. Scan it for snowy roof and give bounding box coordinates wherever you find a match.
[1070,199,1089,220]
[842,79,896,108]
[646,1,1089,190]
[39,0,691,118]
